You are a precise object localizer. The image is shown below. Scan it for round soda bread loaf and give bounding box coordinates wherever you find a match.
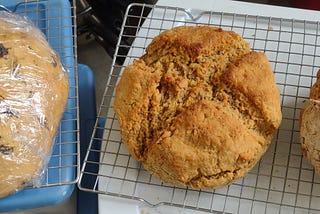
[114,26,282,189]
[0,13,69,197]
[300,70,320,173]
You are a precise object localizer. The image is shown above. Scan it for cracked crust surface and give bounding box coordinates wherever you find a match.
[300,71,320,174]
[114,26,282,188]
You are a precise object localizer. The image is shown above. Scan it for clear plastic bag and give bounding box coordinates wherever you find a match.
[0,11,69,198]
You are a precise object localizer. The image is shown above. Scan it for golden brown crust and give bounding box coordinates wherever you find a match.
[0,17,69,197]
[114,26,282,188]
[300,70,320,173]
[309,71,320,100]
[144,100,268,188]
[143,26,249,63]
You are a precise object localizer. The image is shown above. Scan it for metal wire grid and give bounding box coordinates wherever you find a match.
[0,0,79,187]
[79,3,320,213]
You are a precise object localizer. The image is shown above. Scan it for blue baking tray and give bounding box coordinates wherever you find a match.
[0,0,78,211]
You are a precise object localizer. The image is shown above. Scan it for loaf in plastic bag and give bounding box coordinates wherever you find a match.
[0,11,69,198]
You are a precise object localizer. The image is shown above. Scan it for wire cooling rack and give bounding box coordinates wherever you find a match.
[0,0,79,188]
[79,3,320,213]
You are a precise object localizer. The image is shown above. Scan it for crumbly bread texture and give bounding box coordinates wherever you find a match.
[114,26,282,189]
[0,14,69,198]
[300,70,320,174]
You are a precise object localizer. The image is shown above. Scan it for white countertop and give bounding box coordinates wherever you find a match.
[157,0,320,21]
[98,1,320,213]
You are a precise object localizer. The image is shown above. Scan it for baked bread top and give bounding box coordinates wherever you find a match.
[300,70,320,173]
[114,26,282,188]
[0,13,69,197]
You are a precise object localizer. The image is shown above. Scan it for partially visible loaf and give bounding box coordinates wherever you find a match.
[0,12,69,198]
[300,71,320,173]
[114,26,282,189]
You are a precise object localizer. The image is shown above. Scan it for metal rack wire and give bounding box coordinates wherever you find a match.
[79,3,320,213]
[0,0,79,188]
